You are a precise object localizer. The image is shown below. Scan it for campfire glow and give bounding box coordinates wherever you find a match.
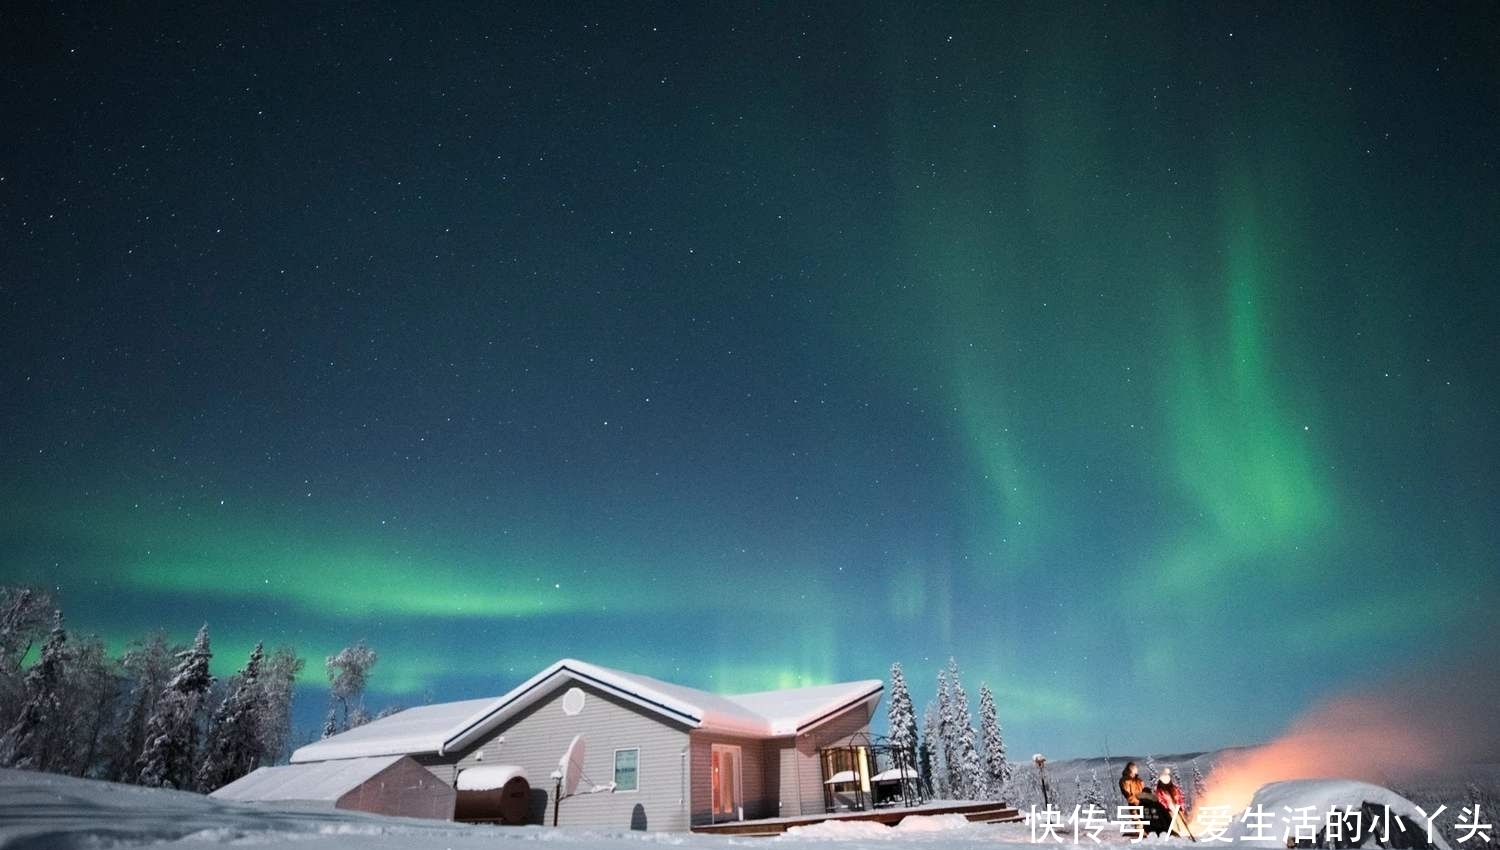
[1189,693,1446,832]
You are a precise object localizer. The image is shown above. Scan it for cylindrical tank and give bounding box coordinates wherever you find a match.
[454,765,532,825]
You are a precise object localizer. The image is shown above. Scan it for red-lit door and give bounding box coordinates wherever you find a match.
[710,744,742,821]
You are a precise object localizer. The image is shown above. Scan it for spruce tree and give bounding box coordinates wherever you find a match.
[945,658,982,799]
[935,667,955,797]
[108,632,173,782]
[921,702,948,798]
[197,643,267,791]
[979,683,1011,798]
[887,662,918,759]
[138,624,214,789]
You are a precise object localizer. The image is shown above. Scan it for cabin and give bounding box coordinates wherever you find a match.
[217,658,884,831]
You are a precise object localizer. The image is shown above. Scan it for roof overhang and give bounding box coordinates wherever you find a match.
[791,683,883,735]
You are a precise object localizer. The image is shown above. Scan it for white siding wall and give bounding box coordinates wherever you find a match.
[778,742,804,816]
[450,682,692,832]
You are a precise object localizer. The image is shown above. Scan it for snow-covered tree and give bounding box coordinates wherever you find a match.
[1079,768,1107,811]
[197,643,266,791]
[0,612,68,771]
[979,683,1011,798]
[885,662,920,801]
[934,667,954,797]
[1190,761,1207,809]
[60,634,119,777]
[0,587,54,675]
[1144,754,1159,784]
[256,646,303,764]
[138,624,214,789]
[887,662,918,756]
[0,587,56,731]
[944,658,982,800]
[324,641,376,736]
[921,701,947,798]
[107,632,174,783]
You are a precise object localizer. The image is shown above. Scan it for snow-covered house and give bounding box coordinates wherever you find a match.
[237,658,884,830]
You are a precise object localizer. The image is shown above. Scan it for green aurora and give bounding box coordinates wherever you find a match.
[2,2,1496,755]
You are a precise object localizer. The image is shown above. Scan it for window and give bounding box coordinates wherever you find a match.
[613,748,639,792]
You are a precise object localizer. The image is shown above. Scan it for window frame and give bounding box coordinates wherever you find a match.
[612,746,640,792]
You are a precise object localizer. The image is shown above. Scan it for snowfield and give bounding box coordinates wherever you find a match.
[0,768,1192,850]
[5,768,1484,850]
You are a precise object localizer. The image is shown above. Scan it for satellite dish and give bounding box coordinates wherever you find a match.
[558,734,587,799]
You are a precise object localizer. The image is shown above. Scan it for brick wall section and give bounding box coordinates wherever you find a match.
[336,756,456,820]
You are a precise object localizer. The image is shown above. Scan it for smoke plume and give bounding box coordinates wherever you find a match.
[1192,650,1500,827]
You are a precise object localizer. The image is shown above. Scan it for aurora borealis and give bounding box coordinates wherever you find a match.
[3,2,1497,757]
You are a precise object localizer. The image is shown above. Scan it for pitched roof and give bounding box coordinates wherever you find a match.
[292,658,882,763]
[288,697,496,762]
[210,754,410,803]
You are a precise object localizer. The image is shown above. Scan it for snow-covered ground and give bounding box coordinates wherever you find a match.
[6,767,1492,850]
[0,768,1188,850]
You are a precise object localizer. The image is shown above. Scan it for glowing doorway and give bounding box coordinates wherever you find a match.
[710,743,742,821]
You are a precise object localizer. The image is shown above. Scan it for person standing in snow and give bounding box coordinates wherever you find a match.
[1118,762,1146,838]
[1154,767,1187,836]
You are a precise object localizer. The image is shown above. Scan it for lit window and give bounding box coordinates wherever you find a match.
[613,748,639,791]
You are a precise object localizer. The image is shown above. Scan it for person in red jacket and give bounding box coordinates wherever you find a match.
[1154,768,1187,836]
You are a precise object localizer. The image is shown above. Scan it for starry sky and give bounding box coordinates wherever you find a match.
[3,2,1497,758]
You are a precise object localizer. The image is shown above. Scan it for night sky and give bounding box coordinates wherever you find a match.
[3,2,1497,758]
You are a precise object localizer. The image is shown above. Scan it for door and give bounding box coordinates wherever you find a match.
[710,744,742,821]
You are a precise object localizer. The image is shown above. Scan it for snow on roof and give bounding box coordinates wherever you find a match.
[441,658,882,752]
[210,755,409,803]
[291,697,494,763]
[730,680,886,735]
[292,658,882,763]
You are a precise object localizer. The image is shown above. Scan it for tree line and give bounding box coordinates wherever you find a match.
[887,657,1013,801]
[0,587,304,791]
[0,586,398,792]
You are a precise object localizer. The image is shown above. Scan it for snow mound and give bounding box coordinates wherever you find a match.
[1223,779,1452,850]
[894,814,974,832]
[782,819,896,839]
[779,813,990,842]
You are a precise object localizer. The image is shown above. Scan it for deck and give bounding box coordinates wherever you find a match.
[690,800,1023,836]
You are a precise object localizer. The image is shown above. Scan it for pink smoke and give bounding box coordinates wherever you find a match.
[1191,655,1499,830]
